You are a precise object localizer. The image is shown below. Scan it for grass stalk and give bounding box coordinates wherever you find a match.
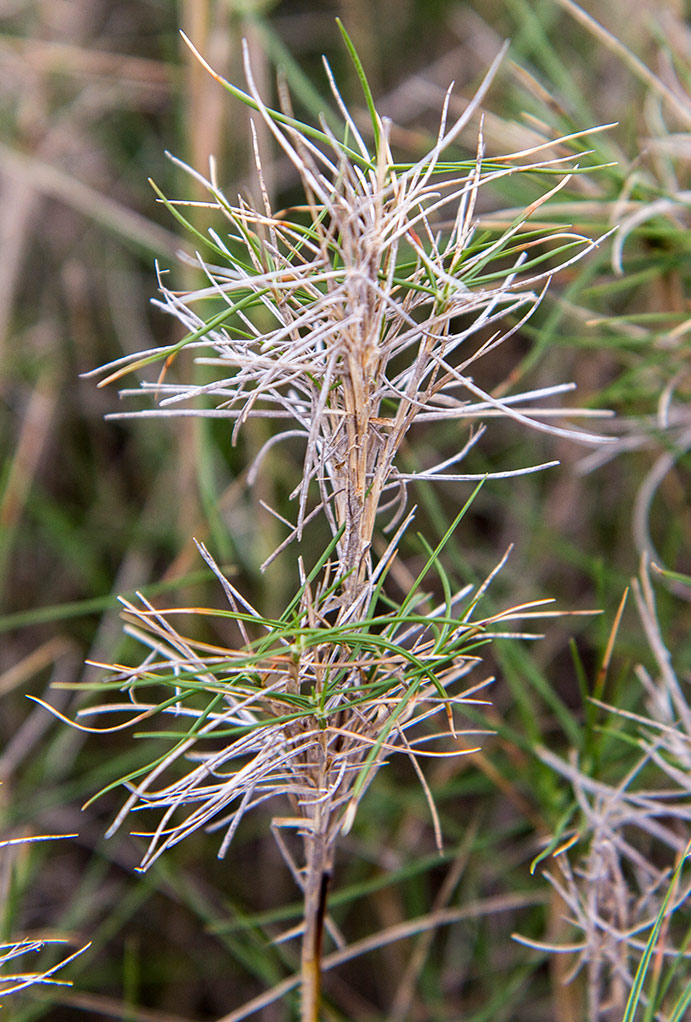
[69,28,623,1018]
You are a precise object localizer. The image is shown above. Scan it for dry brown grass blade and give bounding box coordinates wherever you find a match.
[0,373,58,534]
[0,174,37,356]
[0,141,178,257]
[0,35,172,94]
[593,585,629,699]
[214,891,547,1022]
[555,0,691,126]
[0,637,74,698]
[52,990,197,1022]
[385,818,479,1022]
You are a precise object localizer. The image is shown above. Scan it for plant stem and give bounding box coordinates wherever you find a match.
[301,824,332,1022]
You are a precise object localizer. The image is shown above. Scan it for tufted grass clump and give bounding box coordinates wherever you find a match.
[62,21,618,1021]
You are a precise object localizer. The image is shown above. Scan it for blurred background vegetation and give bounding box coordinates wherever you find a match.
[0,1,688,1020]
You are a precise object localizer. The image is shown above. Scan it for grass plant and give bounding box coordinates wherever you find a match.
[1,2,689,1020]
[65,21,618,1022]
